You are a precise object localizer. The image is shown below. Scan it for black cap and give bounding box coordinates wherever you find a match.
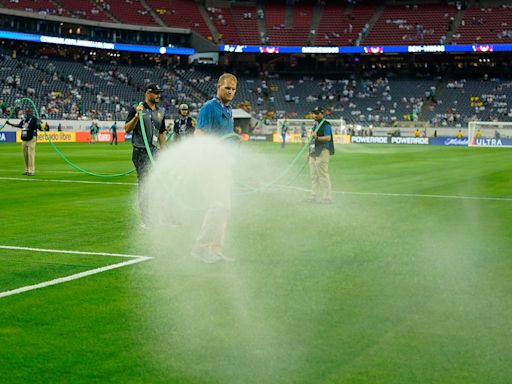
[312,106,324,114]
[145,83,163,93]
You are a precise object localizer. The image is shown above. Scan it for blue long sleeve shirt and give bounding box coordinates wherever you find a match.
[197,98,234,136]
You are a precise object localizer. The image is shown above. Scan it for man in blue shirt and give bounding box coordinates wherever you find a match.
[195,74,236,137]
[192,73,237,263]
[307,106,334,204]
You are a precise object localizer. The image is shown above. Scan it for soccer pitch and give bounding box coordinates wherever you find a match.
[1,141,511,383]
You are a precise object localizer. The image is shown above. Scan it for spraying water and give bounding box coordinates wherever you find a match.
[134,137,312,382]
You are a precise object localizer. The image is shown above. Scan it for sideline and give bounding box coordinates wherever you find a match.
[277,185,512,202]
[0,245,151,299]
[1,176,511,202]
[0,176,136,186]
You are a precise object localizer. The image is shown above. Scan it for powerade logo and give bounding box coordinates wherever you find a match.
[391,137,429,145]
[351,136,388,144]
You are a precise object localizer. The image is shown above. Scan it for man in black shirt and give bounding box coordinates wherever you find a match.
[6,108,42,176]
[124,84,167,228]
[173,103,195,141]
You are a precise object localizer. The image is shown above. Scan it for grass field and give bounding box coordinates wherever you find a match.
[1,141,512,384]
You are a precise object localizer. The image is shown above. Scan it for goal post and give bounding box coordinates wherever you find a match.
[468,121,512,147]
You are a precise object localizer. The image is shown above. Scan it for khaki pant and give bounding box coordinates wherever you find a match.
[309,148,332,200]
[22,137,37,174]
[193,165,232,255]
[194,207,229,254]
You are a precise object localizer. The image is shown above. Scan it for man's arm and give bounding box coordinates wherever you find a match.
[158,116,167,148]
[312,124,332,142]
[5,120,21,128]
[124,105,143,133]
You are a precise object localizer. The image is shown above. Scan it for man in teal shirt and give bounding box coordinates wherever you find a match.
[192,73,237,263]
[196,79,235,136]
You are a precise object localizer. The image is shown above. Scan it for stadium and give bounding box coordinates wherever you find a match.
[1,0,511,383]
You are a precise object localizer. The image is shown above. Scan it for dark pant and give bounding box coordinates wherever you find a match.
[111,133,117,145]
[132,146,155,224]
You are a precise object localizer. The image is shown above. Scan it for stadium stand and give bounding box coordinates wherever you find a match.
[230,5,261,45]
[315,0,374,46]
[290,0,315,46]
[146,0,211,38]
[364,4,456,45]
[425,76,512,126]
[106,0,157,26]
[55,0,111,22]
[452,5,512,44]
[263,0,287,46]
[206,5,238,44]
[0,0,64,15]
[263,0,316,46]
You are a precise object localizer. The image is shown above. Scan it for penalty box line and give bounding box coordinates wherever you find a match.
[0,245,152,299]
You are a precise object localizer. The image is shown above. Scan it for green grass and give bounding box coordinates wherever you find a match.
[1,141,511,383]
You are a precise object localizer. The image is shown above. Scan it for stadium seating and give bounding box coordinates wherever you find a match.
[365,4,456,45]
[230,5,261,45]
[424,77,512,125]
[264,0,314,46]
[10,48,510,126]
[0,0,65,15]
[315,1,374,46]
[263,0,287,46]
[453,5,512,44]
[106,0,157,26]
[146,0,211,38]
[206,6,238,44]
[55,0,111,22]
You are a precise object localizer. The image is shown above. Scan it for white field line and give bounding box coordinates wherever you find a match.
[0,176,136,186]
[2,176,511,202]
[277,185,512,202]
[0,245,151,299]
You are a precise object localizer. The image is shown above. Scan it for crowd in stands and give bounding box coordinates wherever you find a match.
[2,47,512,129]
[2,1,512,46]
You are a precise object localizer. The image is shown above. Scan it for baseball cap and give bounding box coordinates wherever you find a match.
[179,103,189,110]
[145,83,163,93]
[312,106,324,114]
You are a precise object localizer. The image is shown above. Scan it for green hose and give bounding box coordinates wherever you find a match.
[4,98,135,177]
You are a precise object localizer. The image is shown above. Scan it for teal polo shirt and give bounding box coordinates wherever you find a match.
[197,98,234,135]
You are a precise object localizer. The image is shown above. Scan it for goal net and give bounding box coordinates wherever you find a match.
[276,118,346,144]
[468,121,512,147]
